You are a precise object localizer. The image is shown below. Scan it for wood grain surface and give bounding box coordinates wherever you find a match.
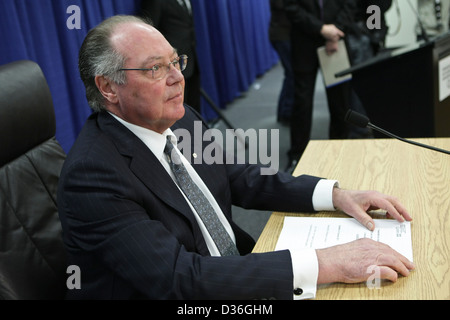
[253,138,450,300]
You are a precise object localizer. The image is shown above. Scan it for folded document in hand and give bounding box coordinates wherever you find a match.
[317,39,352,88]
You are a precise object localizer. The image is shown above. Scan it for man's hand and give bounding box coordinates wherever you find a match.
[316,238,415,284]
[332,188,413,231]
[320,24,344,42]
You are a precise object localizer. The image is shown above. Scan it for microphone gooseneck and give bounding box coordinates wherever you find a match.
[345,110,450,155]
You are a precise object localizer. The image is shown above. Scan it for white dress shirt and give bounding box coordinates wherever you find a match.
[110,113,338,299]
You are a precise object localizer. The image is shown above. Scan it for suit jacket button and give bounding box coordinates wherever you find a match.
[294,288,303,296]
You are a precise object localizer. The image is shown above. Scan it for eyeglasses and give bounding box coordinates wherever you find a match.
[119,55,188,80]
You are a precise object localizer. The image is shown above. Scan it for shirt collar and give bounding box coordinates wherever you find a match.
[108,112,177,161]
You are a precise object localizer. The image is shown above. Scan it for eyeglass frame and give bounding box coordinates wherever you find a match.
[118,54,188,80]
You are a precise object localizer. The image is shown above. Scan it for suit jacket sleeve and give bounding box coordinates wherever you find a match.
[175,105,322,214]
[284,0,357,37]
[334,0,357,32]
[284,0,324,37]
[227,163,321,213]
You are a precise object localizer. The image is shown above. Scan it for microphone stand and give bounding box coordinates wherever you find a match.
[345,109,450,155]
[368,122,450,155]
[200,88,248,150]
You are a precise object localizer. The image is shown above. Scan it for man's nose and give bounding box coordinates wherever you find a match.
[166,65,184,83]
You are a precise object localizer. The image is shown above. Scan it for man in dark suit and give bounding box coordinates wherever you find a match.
[284,0,357,170]
[58,15,414,299]
[141,0,201,113]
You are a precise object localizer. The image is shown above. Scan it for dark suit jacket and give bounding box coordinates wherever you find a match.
[284,0,356,72]
[141,0,197,79]
[57,106,322,299]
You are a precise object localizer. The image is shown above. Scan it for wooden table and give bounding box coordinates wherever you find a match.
[253,138,450,300]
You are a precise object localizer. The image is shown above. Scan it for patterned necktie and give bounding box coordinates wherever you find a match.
[164,137,240,256]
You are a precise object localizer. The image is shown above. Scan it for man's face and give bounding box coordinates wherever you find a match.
[104,22,186,133]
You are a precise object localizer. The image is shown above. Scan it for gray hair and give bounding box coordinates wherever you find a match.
[78,15,153,112]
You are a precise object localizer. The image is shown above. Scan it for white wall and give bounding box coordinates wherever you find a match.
[385,0,418,48]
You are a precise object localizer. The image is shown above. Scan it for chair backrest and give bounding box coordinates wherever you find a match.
[0,60,67,299]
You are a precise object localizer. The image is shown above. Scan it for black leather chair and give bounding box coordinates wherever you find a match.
[0,60,67,299]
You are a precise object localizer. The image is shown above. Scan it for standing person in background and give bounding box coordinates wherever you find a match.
[417,0,450,41]
[269,0,294,125]
[141,0,201,113]
[346,0,392,139]
[284,0,356,172]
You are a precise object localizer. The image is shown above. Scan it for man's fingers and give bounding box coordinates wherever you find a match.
[380,199,404,222]
[375,260,414,283]
[352,207,375,231]
[369,195,412,223]
[370,243,415,283]
[378,266,399,282]
[392,247,416,272]
[332,189,412,231]
[389,196,413,221]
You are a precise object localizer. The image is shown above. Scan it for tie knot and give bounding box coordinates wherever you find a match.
[164,136,174,155]
[164,136,182,165]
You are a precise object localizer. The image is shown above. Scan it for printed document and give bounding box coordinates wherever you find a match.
[275,217,413,262]
[439,54,450,101]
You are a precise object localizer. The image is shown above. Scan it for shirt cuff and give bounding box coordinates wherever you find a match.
[312,179,339,212]
[290,249,319,300]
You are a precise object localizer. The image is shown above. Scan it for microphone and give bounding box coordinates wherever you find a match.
[345,110,450,155]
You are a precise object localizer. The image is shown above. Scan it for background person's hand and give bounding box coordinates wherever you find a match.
[320,24,344,42]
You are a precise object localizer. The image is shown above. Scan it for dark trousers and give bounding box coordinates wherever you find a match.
[288,70,350,161]
[271,39,295,121]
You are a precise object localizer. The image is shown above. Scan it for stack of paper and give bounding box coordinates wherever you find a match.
[275,217,413,262]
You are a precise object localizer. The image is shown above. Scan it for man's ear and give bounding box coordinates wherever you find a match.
[95,75,119,104]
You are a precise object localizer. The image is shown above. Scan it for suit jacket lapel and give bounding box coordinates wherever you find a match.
[127,143,211,256]
[97,112,200,226]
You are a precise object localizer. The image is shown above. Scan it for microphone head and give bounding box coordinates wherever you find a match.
[345,110,370,128]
